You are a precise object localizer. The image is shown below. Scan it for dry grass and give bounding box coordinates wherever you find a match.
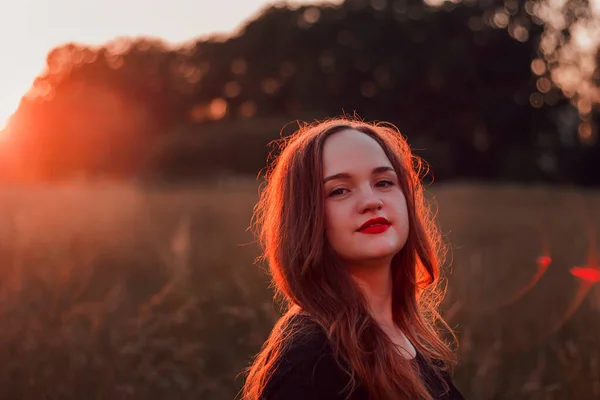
[0,179,598,399]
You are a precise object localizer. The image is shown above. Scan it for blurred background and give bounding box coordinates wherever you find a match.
[0,0,599,399]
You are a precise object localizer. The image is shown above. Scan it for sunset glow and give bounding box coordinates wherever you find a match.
[0,0,338,135]
[534,0,600,117]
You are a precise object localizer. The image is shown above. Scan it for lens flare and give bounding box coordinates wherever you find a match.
[472,232,552,314]
[535,221,599,346]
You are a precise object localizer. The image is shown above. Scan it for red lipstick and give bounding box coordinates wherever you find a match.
[357,217,390,234]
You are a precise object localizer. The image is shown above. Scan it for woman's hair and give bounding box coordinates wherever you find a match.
[241,117,458,400]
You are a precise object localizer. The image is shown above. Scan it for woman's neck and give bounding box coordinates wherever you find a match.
[349,261,394,327]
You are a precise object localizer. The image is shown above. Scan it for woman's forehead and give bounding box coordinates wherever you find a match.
[322,129,392,174]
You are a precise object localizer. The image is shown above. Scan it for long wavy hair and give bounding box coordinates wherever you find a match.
[241,117,458,400]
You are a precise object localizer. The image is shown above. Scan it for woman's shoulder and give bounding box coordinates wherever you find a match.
[272,313,334,371]
[262,313,366,400]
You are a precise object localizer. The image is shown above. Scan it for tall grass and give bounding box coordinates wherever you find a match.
[0,180,598,399]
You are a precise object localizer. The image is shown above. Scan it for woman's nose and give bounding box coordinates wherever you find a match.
[357,188,383,213]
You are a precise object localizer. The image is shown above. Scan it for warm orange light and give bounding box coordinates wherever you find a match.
[0,106,15,141]
[0,85,24,144]
[208,98,228,120]
[531,59,546,76]
[0,116,12,142]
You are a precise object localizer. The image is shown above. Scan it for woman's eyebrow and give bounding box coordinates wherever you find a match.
[323,166,395,183]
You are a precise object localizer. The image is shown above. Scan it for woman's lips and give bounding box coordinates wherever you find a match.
[358,224,390,234]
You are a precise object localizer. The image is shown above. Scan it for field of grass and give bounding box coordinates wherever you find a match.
[0,179,598,399]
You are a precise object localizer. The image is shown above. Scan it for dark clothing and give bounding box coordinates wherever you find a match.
[262,314,465,400]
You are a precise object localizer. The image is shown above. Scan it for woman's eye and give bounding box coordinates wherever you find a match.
[376,180,394,187]
[329,188,347,197]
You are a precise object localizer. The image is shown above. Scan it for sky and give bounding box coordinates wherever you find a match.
[0,0,340,133]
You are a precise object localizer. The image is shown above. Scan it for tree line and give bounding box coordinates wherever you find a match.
[1,0,598,185]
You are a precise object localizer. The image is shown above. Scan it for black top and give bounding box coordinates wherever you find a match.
[261,314,465,400]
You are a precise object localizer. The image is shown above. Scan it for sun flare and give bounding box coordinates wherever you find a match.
[0,76,29,142]
[0,115,12,141]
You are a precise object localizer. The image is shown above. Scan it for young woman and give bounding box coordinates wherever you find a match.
[241,118,465,400]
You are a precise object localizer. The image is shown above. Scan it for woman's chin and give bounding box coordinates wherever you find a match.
[353,248,398,264]
[359,239,402,256]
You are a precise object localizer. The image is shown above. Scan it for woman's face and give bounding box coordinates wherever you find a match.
[322,129,409,270]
